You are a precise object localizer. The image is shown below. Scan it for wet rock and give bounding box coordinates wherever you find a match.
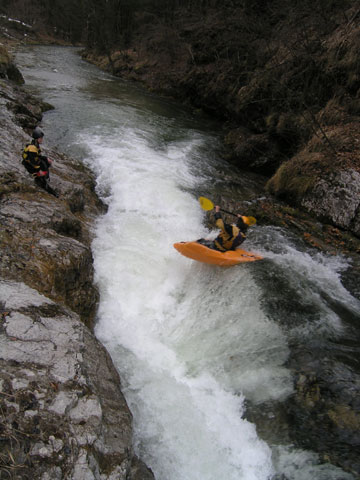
[68,187,86,213]
[0,280,144,480]
[224,127,281,174]
[130,456,156,480]
[0,193,99,327]
[301,169,360,238]
[284,353,360,477]
[341,257,360,301]
[0,44,24,84]
[0,76,102,327]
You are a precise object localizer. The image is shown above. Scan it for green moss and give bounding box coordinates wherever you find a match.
[328,405,360,430]
[0,45,11,67]
[265,112,278,131]
[266,151,326,201]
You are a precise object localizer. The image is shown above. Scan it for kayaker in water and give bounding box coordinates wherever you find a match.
[198,205,250,251]
[22,126,59,197]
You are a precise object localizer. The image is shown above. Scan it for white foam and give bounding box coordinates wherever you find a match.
[252,226,359,339]
[273,445,355,480]
[85,127,281,479]
[87,127,356,479]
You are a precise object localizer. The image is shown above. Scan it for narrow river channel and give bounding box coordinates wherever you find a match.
[15,45,359,480]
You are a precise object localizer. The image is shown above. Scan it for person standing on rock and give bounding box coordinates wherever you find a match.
[22,126,59,197]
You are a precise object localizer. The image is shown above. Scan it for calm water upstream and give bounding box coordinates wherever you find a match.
[15,46,359,480]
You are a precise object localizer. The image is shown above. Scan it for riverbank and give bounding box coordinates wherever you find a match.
[0,54,154,479]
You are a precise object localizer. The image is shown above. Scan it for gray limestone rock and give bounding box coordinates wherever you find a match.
[301,169,360,237]
[0,280,146,479]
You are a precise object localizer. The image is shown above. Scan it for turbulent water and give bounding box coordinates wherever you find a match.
[16,46,359,480]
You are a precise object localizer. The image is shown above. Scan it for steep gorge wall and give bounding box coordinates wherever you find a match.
[0,53,154,480]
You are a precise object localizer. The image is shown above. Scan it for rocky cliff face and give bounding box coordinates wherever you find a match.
[0,44,24,83]
[266,118,360,240]
[0,56,154,479]
[301,169,360,237]
[0,79,101,329]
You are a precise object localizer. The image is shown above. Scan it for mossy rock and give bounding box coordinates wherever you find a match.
[0,45,11,67]
[0,45,24,84]
[266,151,324,202]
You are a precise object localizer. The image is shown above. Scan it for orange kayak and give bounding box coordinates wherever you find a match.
[173,241,263,266]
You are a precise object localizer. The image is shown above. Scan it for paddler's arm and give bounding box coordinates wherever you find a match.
[214,205,225,231]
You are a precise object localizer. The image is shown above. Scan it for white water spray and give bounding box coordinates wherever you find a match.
[83,126,285,479]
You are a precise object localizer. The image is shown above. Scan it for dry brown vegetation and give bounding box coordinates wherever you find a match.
[79,1,360,189]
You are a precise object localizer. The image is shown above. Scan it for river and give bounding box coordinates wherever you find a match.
[15,46,359,480]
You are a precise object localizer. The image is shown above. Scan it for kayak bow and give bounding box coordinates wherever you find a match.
[174,241,263,266]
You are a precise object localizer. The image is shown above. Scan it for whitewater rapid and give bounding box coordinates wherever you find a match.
[82,125,278,480]
[15,45,357,480]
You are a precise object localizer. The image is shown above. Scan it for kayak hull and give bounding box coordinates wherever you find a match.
[174,241,263,266]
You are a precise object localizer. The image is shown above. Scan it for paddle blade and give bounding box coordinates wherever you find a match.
[199,196,214,211]
[244,216,257,226]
